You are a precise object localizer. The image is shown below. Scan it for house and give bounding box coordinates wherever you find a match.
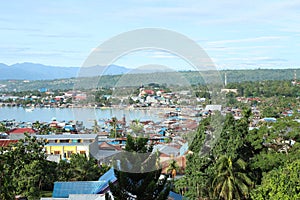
[74,93,87,101]
[153,144,181,162]
[0,132,8,139]
[204,104,222,112]
[93,142,122,165]
[168,191,183,200]
[48,168,116,199]
[8,127,37,140]
[260,118,277,123]
[93,149,121,166]
[221,88,238,94]
[161,155,186,175]
[41,194,106,200]
[36,134,99,160]
[143,89,155,95]
[0,139,18,147]
[99,142,122,151]
[44,167,183,200]
[139,89,155,98]
[54,96,64,102]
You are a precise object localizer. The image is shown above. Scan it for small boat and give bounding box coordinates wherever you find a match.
[25,108,34,112]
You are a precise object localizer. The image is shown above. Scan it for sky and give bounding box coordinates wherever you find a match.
[0,0,300,71]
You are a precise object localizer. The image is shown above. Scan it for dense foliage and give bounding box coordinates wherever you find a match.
[109,135,170,200]
[176,105,300,199]
[0,134,108,199]
[251,159,300,200]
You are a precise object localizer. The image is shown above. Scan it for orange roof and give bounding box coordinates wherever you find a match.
[0,139,18,147]
[8,128,37,134]
[99,142,122,151]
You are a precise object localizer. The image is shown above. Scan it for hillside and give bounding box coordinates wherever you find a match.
[0,68,299,92]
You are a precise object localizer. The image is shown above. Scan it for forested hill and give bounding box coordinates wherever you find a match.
[220,68,298,83]
[0,68,299,91]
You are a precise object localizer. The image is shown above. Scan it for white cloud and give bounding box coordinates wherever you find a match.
[207,36,285,46]
[147,51,177,59]
[204,45,283,52]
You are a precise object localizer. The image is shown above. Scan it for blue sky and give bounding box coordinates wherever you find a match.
[0,0,300,70]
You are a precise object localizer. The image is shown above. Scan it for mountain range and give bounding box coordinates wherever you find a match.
[0,62,176,80]
[0,63,134,80]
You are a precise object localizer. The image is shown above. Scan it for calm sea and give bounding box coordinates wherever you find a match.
[0,107,164,128]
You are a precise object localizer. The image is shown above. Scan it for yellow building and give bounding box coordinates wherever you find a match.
[36,134,98,160]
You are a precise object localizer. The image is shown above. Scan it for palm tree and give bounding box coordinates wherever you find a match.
[32,121,42,131]
[212,155,253,200]
[0,122,8,135]
[92,120,100,133]
[130,119,144,137]
[109,117,118,138]
[166,159,179,179]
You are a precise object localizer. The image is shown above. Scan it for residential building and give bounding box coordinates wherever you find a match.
[36,134,99,160]
[8,127,37,140]
[0,139,18,147]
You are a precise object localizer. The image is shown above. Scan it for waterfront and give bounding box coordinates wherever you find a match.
[0,107,165,128]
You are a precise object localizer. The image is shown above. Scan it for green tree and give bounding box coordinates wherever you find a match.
[0,122,8,133]
[177,110,254,199]
[0,149,15,200]
[251,159,300,200]
[0,134,55,199]
[56,160,72,181]
[212,155,253,200]
[175,116,215,199]
[109,135,170,200]
[109,117,118,138]
[175,155,213,199]
[130,119,144,137]
[69,153,103,181]
[166,159,179,179]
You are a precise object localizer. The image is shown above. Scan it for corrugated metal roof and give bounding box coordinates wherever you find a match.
[52,181,106,198]
[93,150,121,160]
[204,104,222,111]
[36,134,97,140]
[169,191,183,200]
[153,144,180,156]
[0,139,18,147]
[52,168,117,198]
[8,128,36,134]
[99,167,117,183]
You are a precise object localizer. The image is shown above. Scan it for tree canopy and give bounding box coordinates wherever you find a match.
[109,135,170,200]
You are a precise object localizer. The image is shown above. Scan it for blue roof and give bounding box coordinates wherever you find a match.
[169,191,183,200]
[52,168,181,198]
[53,168,117,198]
[52,181,106,198]
[161,127,168,131]
[99,167,117,182]
[98,167,117,192]
[263,118,277,122]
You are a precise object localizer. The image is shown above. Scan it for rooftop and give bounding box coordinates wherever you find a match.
[8,127,36,134]
[0,139,18,147]
[36,134,97,140]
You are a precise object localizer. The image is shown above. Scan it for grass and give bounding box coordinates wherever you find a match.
[40,191,52,197]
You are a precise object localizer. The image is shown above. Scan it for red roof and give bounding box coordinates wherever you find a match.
[144,90,155,95]
[0,139,18,147]
[8,128,37,134]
